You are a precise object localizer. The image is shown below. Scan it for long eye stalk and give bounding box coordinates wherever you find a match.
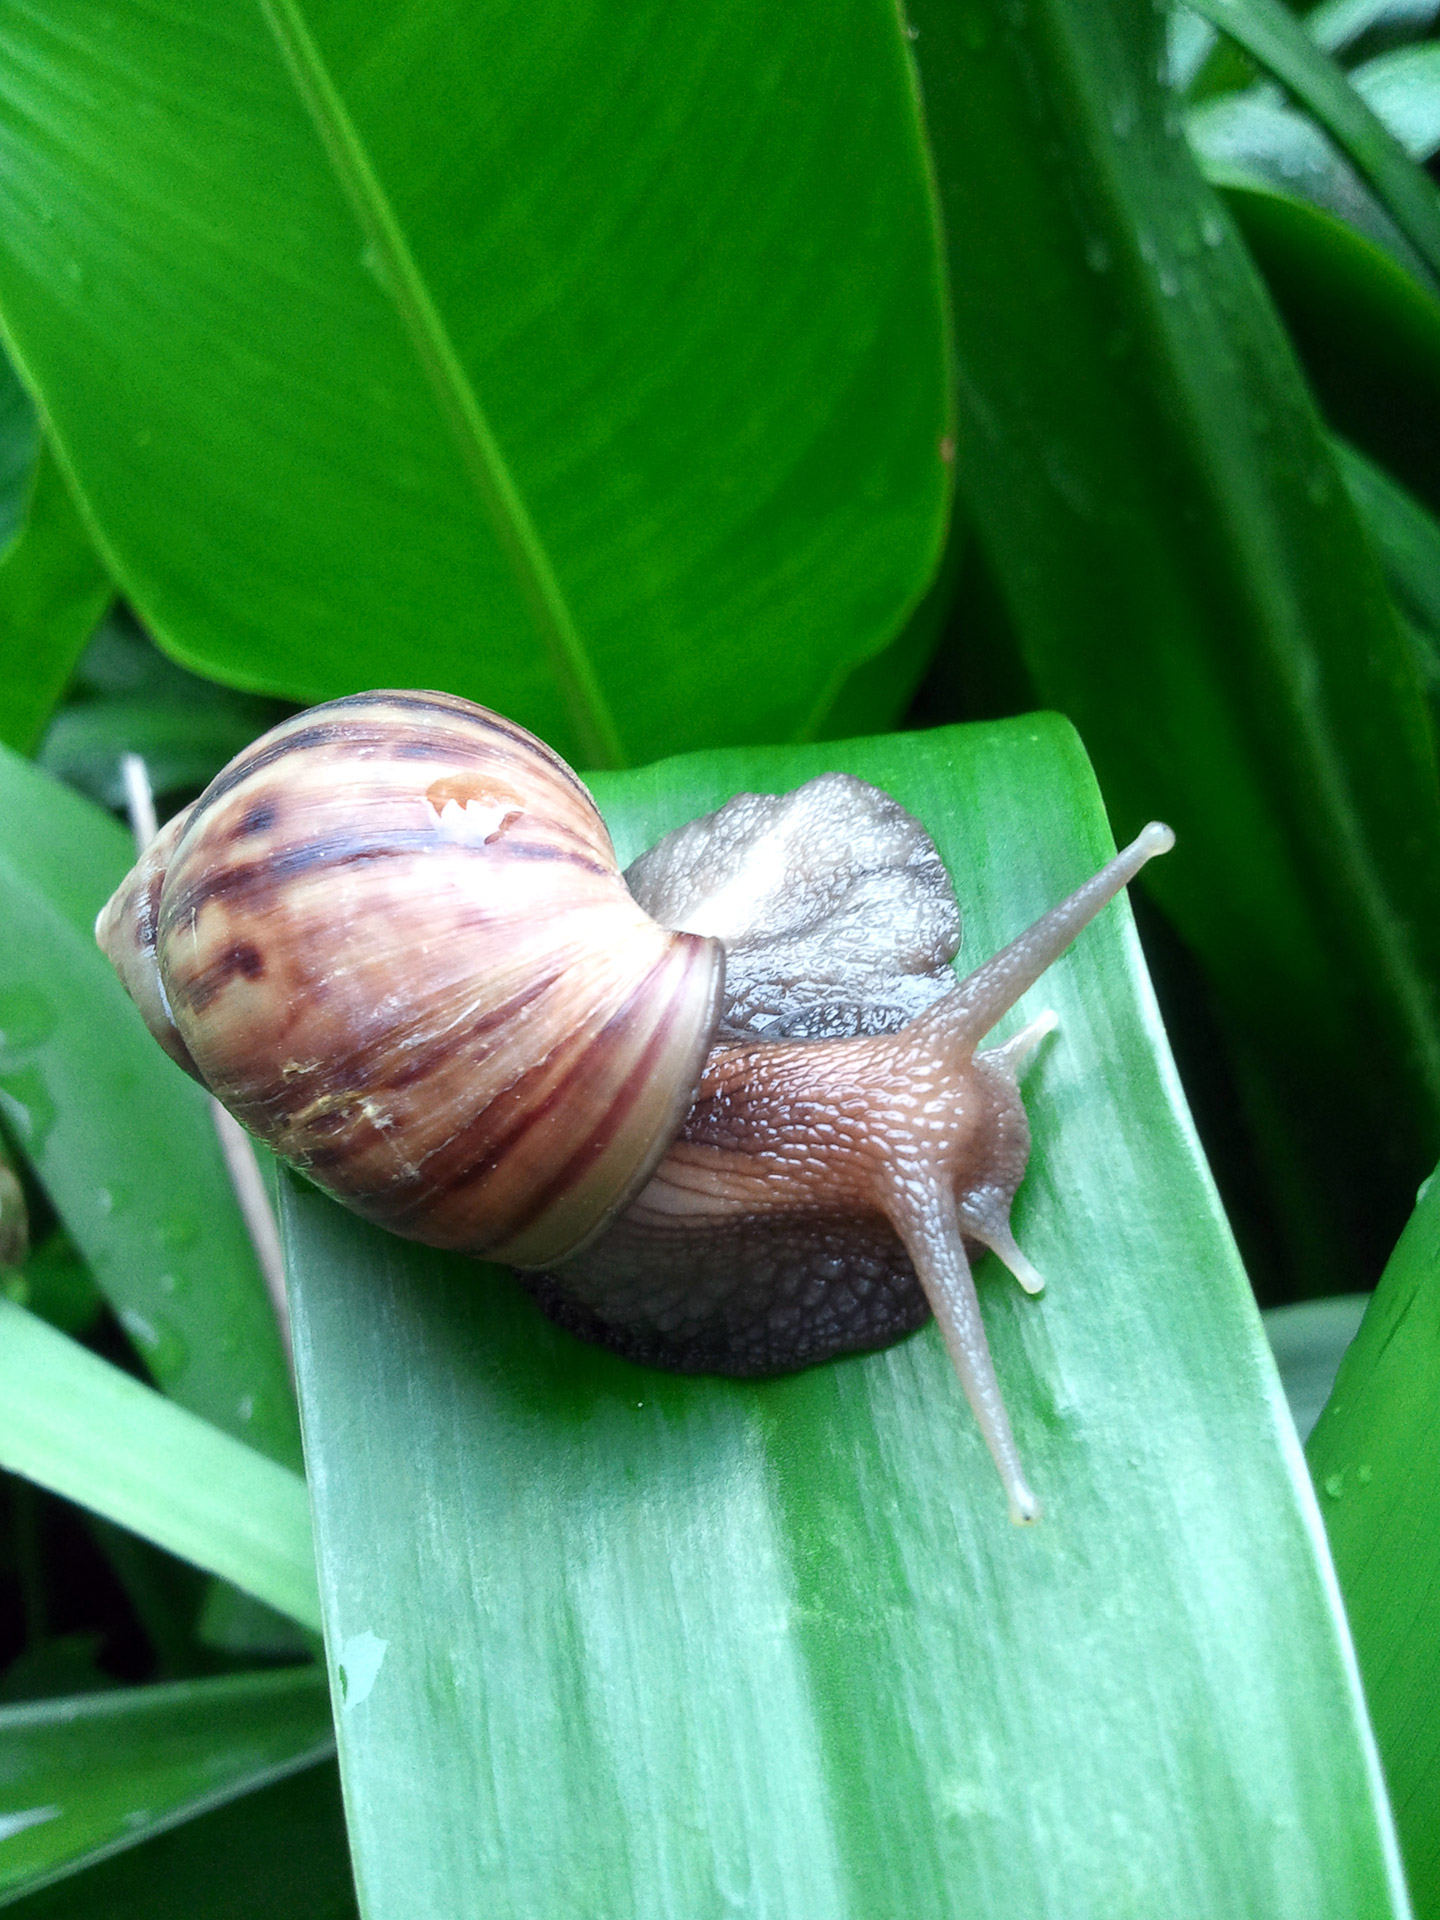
[884,822,1174,1523]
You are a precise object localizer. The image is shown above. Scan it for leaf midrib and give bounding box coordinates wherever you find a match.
[260,0,627,769]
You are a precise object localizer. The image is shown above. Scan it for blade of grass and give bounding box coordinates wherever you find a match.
[0,747,301,1467]
[0,1758,356,1920]
[0,1669,333,1906]
[0,1298,318,1630]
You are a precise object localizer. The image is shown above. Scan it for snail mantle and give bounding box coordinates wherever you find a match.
[96,690,1173,1525]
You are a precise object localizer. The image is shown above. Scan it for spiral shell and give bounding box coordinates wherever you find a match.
[96,691,724,1267]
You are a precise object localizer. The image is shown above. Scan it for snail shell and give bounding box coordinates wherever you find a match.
[96,691,723,1268]
[98,690,1173,1523]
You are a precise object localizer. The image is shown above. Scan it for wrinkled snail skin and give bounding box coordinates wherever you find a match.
[95,688,1175,1527]
[543,820,1175,1524]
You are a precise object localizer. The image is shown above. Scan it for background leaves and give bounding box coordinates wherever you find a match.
[0,0,949,768]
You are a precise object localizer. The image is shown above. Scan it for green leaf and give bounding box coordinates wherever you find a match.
[283,720,1404,1919]
[0,1299,318,1630]
[38,694,282,812]
[0,343,38,558]
[1353,44,1440,162]
[2,1759,356,1920]
[1308,1167,1440,1915]
[1334,438,1440,698]
[1188,91,1428,279]
[0,446,111,756]
[909,0,1440,1293]
[0,0,949,767]
[0,1668,333,1906]
[1188,0,1440,280]
[0,746,300,1467]
[1217,183,1440,520]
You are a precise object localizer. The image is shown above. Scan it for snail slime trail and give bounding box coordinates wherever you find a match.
[95,691,1173,1525]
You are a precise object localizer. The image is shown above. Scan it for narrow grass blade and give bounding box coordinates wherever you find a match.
[0,747,300,1467]
[283,721,1405,1919]
[0,1299,318,1630]
[0,1668,333,1906]
[1308,1168,1440,1914]
[0,1759,355,1920]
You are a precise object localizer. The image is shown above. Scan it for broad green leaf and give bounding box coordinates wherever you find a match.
[284,720,1404,1920]
[1308,1168,1440,1916]
[0,1299,318,1630]
[909,0,1440,1295]
[0,0,948,768]
[38,695,282,812]
[1188,0,1440,279]
[0,1668,333,1906]
[3,1758,356,1920]
[1262,1294,1369,1439]
[1219,183,1440,520]
[0,447,111,756]
[0,746,299,1466]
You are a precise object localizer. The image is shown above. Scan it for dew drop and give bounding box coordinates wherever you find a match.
[159,1211,200,1252]
[1084,236,1111,274]
[1324,1471,1344,1499]
[120,1307,190,1380]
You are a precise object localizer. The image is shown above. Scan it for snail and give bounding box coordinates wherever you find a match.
[95,690,1173,1524]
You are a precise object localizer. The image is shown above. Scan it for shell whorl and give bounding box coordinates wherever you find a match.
[96,691,724,1268]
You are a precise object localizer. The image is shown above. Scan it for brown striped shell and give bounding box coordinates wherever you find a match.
[95,691,724,1268]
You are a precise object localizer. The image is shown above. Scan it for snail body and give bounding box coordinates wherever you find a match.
[97,690,1173,1524]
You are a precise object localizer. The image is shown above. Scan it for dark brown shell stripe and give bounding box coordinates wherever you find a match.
[160,826,611,941]
[478,934,717,1257]
[180,691,602,839]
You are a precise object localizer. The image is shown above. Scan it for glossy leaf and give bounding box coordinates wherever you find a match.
[284,720,1403,1920]
[0,345,38,556]
[0,447,111,756]
[0,0,948,768]
[1334,438,1440,697]
[1219,184,1440,519]
[0,746,300,1466]
[2,1760,356,1920]
[1188,0,1440,279]
[1309,1168,1440,1916]
[0,1299,318,1630]
[909,0,1440,1294]
[0,1668,333,1905]
[1188,91,1427,278]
